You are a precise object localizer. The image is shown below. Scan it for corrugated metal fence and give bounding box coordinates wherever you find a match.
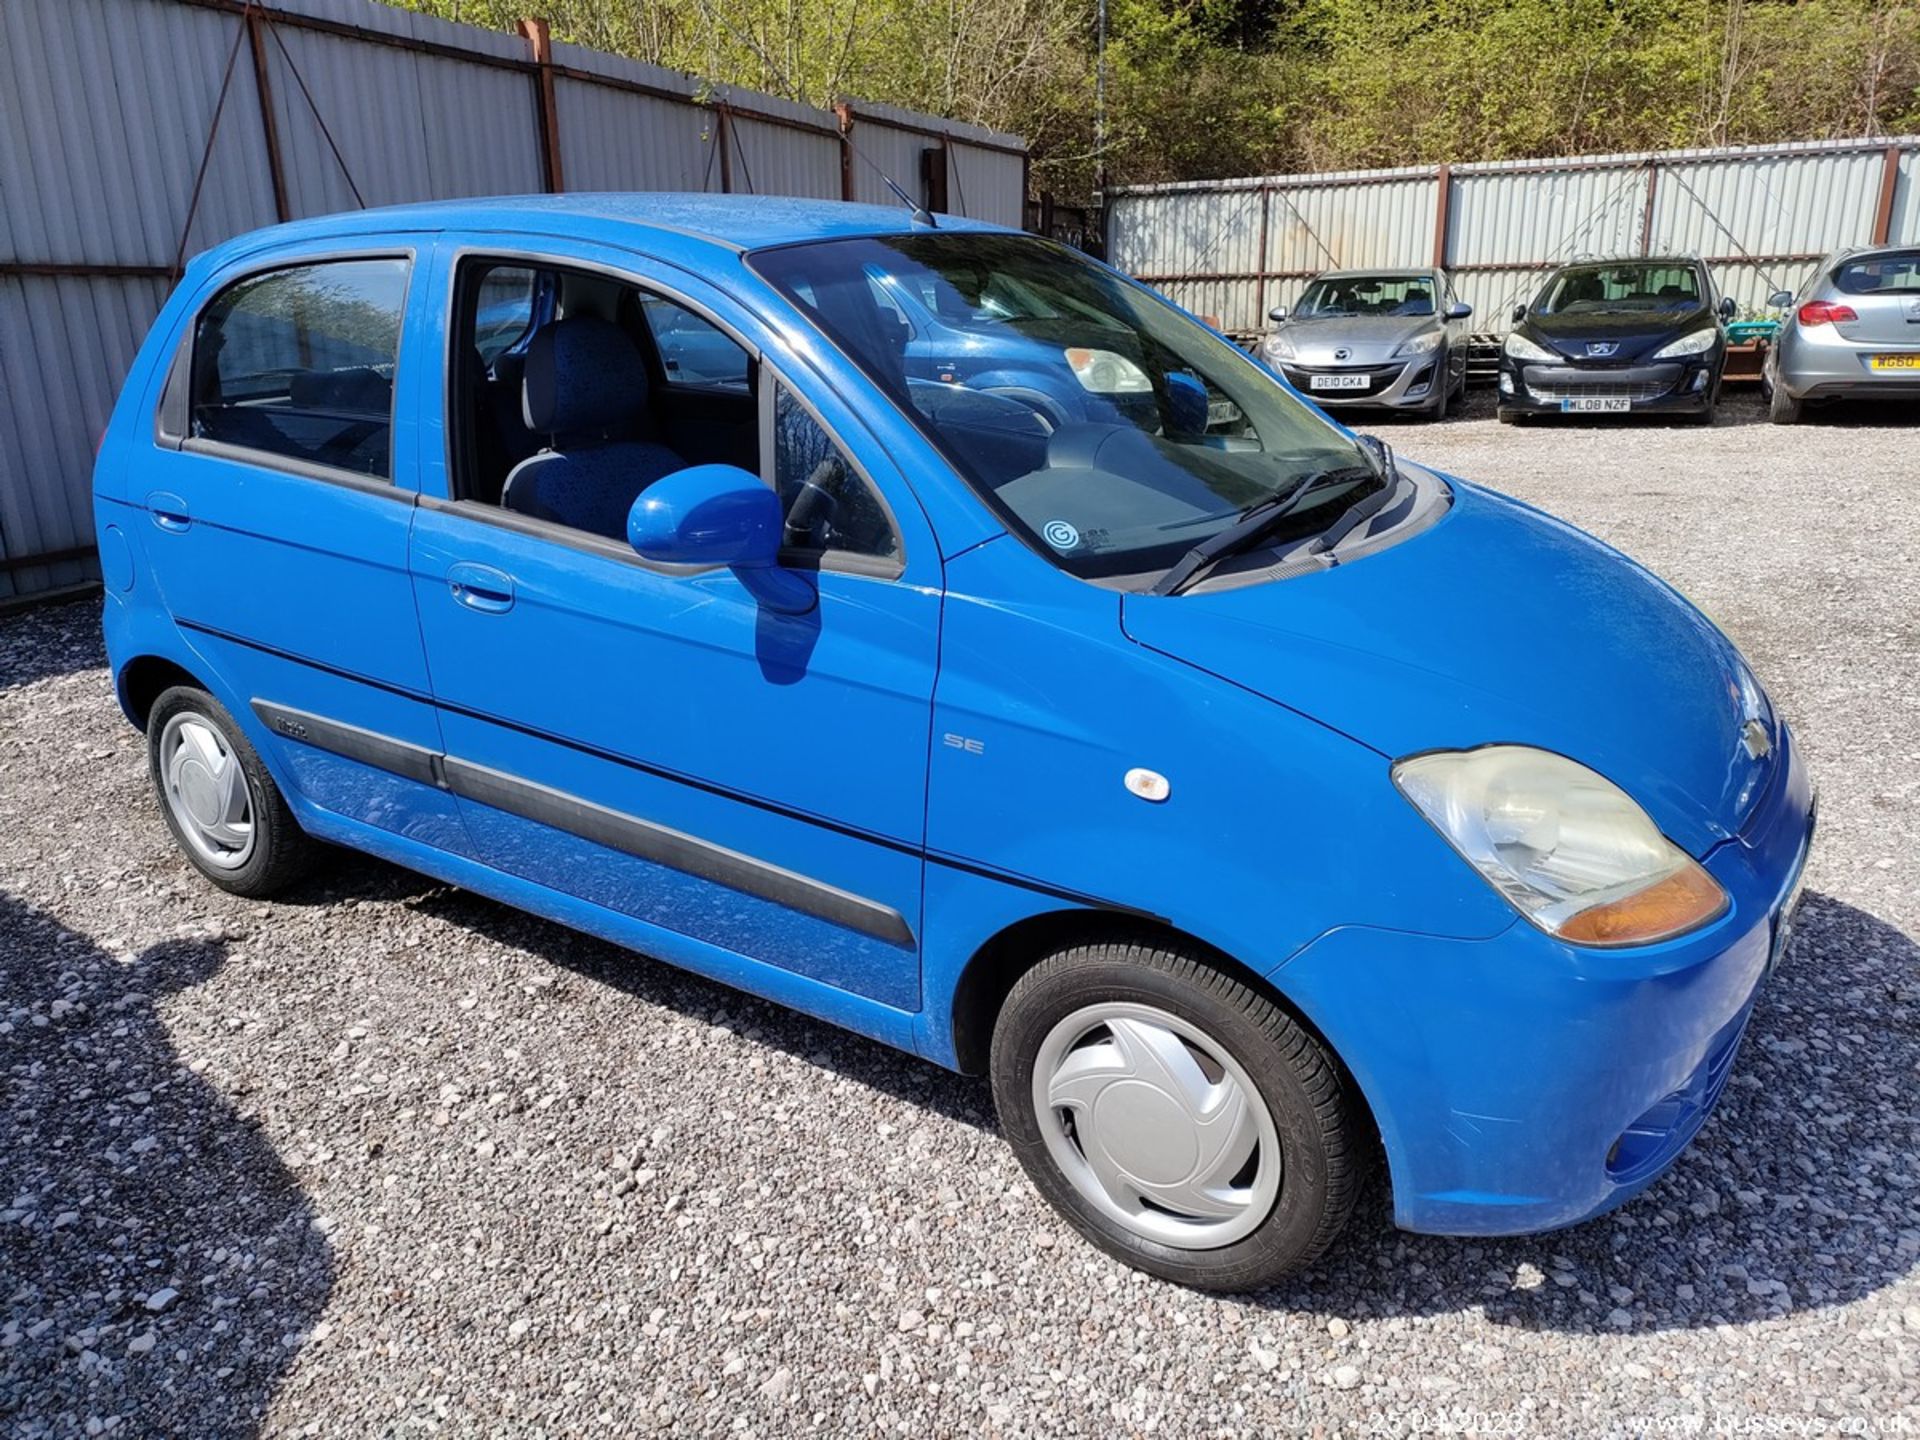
[0,0,1028,600]
[1108,136,1920,341]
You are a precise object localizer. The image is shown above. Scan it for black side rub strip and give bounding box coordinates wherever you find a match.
[440,758,915,949]
[251,701,441,787]
[253,699,915,949]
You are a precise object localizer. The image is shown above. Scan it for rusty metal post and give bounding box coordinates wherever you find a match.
[1871,143,1902,245]
[1639,162,1659,255]
[1254,183,1272,320]
[1431,163,1451,268]
[519,18,565,193]
[834,101,855,202]
[245,6,291,222]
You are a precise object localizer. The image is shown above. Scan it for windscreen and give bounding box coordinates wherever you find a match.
[750,233,1379,583]
[1296,275,1436,318]
[1539,264,1702,314]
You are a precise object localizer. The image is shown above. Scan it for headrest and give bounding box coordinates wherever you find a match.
[522,317,647,435]
[290,366,391,415]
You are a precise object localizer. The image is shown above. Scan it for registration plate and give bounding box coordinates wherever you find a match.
[1767,833,1814,978]
[1310,373,1369,392]
[1561,397,1631,412]
[1868,353,1920,371]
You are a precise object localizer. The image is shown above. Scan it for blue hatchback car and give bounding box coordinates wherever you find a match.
[95,195,1813,1291]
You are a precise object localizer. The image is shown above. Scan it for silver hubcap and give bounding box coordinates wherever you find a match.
[1033,1002,1281,1249]
[159,712,255,870]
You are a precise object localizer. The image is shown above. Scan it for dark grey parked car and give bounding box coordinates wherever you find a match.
[1763,245,1920,424]
[1254,268,1472,419]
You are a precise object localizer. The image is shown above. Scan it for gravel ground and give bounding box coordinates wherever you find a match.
[2,389,1917,1438]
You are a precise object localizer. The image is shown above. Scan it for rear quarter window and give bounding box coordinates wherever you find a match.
[190,256,411,479]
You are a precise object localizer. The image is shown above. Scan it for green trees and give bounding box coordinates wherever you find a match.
[396,0,1920,196]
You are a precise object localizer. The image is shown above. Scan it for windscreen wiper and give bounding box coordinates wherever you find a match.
[1307,447,1404,560]
[1150,462,1376,597]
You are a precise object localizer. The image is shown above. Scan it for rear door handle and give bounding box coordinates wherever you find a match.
[447,561,515,614]
[147,491,191,532]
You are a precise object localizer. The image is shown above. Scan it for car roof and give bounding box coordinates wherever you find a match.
[1313,267,1437,279]
[195,192,1007,271]
[1553,256,1703,268]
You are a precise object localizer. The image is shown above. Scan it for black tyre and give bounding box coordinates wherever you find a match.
[1768,381,1802,425]
[991,938,1364,1291]
[1427,373,1450,421]
[147,685,319,897]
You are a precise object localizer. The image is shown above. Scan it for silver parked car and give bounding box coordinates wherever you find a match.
[1256,268,1472,419]
[1764,245,1920,424]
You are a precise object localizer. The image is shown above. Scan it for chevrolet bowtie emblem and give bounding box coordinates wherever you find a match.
[1741,718,1772,760]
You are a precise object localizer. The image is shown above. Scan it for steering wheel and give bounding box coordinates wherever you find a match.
[783,456,846,549]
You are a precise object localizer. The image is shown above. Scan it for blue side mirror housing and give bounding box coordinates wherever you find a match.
[627,465,815,613]
[1445,301,1473,320]
[1163,370,1210,438]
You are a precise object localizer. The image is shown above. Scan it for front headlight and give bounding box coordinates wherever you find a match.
[1064,347,1153,394]
[1262,332,1297,362]
[1503,331,1555,362]
[1651,327,1719,360]
[1394,330,1444,357]
[1392,746,1728,947]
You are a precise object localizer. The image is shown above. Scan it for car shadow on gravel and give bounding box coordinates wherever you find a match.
[0,893,333,1439]
[1257,889,1920,1332]
[354,858,1002,1134]
[0,600,109,697]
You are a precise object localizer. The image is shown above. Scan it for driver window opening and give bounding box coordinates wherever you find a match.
[448,257,895,565]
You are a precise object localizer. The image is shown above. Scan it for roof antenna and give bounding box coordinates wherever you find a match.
[839,118,937,228]
[879,171,939,229]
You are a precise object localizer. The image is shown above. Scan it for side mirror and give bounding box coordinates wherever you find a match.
[1768,290,1793,308]
[1355,433,1394,477]
[1163,370,1210,438]
[1445,301,1473,321]
[1267,305,1288,323]
[627,464,815,613]
[1510,304,1527,324]
[1718,296,1737,320]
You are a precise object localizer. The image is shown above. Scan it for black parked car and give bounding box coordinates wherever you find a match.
[1497,257,1736,424]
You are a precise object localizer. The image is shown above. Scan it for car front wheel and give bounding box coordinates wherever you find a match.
[991,938,1364,1291]
[147,685,319,897]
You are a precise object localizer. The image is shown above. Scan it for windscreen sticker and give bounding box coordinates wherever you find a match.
[1042,520,1081,551]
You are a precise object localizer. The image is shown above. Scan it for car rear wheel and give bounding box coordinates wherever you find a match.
[1768,381,1803,425]
[148,685,319,897]
[991,938,1363,1291]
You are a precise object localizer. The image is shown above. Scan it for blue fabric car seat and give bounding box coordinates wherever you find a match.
[501,317,685,538]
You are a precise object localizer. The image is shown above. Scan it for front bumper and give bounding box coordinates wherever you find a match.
[1271,723,1814,1236]
[1275,355,1445,410]
[1497,355,1718,414]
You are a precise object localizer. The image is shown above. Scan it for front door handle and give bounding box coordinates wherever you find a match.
[447,561,515,614]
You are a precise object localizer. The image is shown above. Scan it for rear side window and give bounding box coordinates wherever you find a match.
[191,257,410,480]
